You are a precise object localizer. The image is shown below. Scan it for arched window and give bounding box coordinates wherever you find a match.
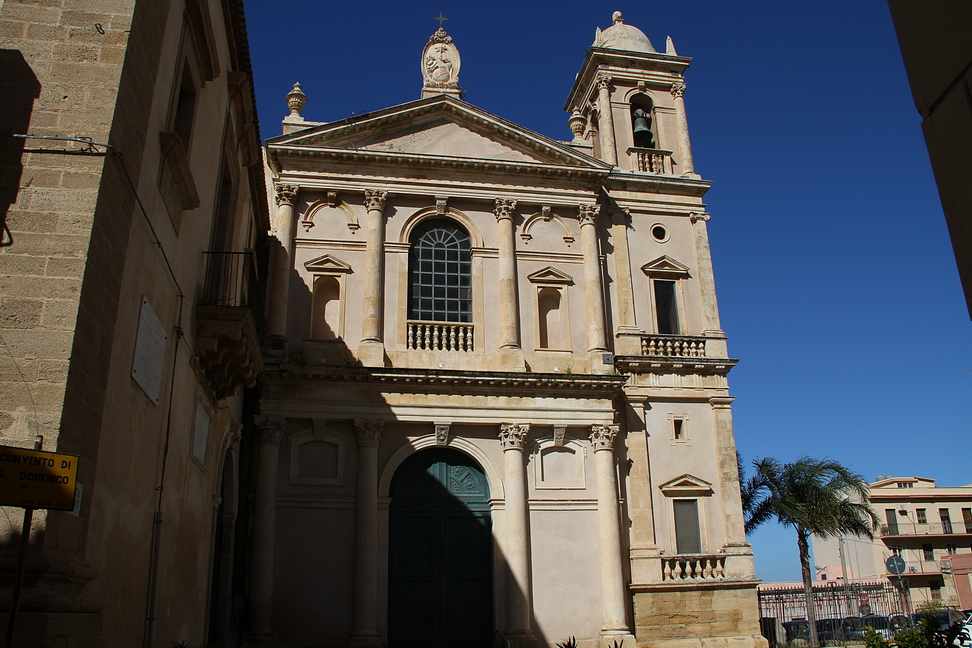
[408,219,472,322]
[630,95,655,149]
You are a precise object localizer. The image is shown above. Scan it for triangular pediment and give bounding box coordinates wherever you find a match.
[304,254,352,273]
[641,255,690,278]
[267,95,610,171]
[659,474,713,495]
[527,266,573,284]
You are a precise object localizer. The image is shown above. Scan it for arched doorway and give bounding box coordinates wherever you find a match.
[388,448,494,647]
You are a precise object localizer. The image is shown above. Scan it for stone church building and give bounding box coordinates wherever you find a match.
[257,12,764,648]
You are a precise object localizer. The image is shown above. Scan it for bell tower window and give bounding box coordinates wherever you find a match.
[631,95,655,149]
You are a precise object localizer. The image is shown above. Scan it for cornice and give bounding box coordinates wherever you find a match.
[565,48,693,112]
[614,355,738,376]
[261,366,627,397]
[267,145,611,183]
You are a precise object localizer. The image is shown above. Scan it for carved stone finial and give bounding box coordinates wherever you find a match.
[275,184,298,207]
[363,189,388,212]
[494,198,517,222]
[286,82,307,117]
[589,424,619,451]
[434,423,451,447]
[577,203,598,226]
[254,416,286,446]
[353,418,384,447]
[670,82,686,99]
[666,36,677,55]
[568,111,586,140]
[612,11,623,24]
[690,211,711,223]
[499,423,530,450]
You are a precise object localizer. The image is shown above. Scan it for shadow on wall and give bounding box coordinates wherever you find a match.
[0,50,40,247]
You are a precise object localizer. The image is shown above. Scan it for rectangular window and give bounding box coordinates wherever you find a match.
[963,508,972,534]
[940,508,953,534]
[673,418,684,440]
[653,279,679,334]
[922,543,934,561]
[945,543,957,555]
[890,545,903,557]
[930,580,942,600]
[674,499,701,554]
[191,396,211,464]
[916,508,927,524]
[173,64,197,153]
[885,509,899,535]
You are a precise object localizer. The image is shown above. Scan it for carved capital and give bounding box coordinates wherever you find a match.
[363,189,388,212]
[499,423,530,450]
[670,82,686,99]
[690,211,711,223]
[596,74,612,92]
[274,184,298,207]
[589,424,619,451]
[353,418,384,446]
[254,416,286,445]
[434,423,451,447]
[494,198,517,222]
[577,203,598,227]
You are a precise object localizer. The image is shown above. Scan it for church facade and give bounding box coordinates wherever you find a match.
[257,13,764,648]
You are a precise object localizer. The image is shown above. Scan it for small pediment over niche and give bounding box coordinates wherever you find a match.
[527,267,573,285]
[659,474,713,496]
[642,255,690,279]
[304,254,352,273]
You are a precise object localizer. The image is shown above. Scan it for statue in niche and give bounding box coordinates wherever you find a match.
[632,106,655,148]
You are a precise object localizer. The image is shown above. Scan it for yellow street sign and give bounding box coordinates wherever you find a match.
[0,445,78,510]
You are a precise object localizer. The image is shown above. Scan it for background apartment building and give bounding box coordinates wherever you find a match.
[813,477,972,610]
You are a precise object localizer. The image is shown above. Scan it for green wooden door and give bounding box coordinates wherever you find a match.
[388,449,494,647]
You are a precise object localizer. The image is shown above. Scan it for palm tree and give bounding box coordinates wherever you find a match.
[744,457,877,648]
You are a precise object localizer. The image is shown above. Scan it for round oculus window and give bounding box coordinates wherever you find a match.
[651,224,669,242]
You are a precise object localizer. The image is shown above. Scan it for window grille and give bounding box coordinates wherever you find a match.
[408,219,472,322]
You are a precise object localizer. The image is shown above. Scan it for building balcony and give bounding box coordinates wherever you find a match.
[627,147,674,175]
[195,251,264,399]
[880,521,972,538]
[406,320,474,352]
[614,333,737,376]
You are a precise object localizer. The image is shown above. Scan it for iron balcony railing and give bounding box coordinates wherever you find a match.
[200,250,266,338]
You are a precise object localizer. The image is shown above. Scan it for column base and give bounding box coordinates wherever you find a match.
[356,340,386,367]
[496,346,525,371]
[506,631,539,648]
[599,631,635,648]
[587,349,614,374]
[348,632,383,648]
[241,632,276,647]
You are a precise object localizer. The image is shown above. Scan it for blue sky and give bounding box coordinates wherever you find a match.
[245,1,972,582]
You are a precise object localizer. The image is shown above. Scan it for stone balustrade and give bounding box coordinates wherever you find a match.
[628,147,674,174]
[407,321,474,352]
[641,334,707,358]
[661,554,726,582]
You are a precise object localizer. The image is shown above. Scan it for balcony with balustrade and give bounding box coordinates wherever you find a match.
[627,147,674,175]
[195,250,265,399]
[614,332,737,376]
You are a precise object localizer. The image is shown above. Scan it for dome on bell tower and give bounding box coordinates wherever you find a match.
[593,11,655,53]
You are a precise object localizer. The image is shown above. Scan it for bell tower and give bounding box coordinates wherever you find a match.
[564,11,700,179]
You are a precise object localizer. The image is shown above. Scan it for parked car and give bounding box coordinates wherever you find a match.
[954,614,972,648]
[912,609,966,629]
[783,620,809,645]
[842,616,865,641]
[861,614,893,640]
[816,618,847,644]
